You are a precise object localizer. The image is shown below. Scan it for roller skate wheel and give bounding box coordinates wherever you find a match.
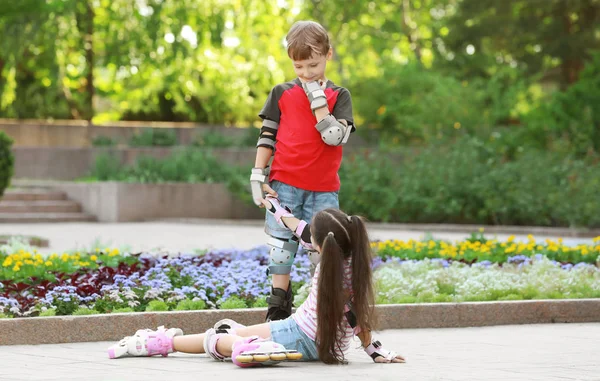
[270,353,286,361]
[235,355,254,363]
[286,352,303,360]
[253,354,270,362]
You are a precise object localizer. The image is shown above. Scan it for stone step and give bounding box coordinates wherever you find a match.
[0,200,82,213]
[2,189,67,201]
[0,213,96,223]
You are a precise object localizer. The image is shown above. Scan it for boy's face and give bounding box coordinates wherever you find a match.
[292,48,332,83]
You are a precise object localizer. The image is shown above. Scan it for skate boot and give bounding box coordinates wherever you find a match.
[232,336,303,367]
[265,282,293,322]
[108,326,183,359]
[214,318,246,334]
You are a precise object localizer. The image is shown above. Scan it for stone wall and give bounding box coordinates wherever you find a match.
[13,147,255,180]
[55,182,262,222]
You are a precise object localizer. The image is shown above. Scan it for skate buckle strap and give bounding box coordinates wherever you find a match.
[266,293,291,309]
[365,340,397,362]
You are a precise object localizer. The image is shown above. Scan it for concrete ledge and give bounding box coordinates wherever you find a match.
[1,299,599,345]
[54,182,262,222]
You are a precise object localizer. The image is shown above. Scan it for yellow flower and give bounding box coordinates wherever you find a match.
[45,261,52,266]
[24,259,34,265]
[13,265,20,272]
[3,258,13,267]
[507,235,515,242]
[90,255,98,261]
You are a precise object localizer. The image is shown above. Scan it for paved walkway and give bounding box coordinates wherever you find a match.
[0,220,594,254]
[1,323,598,381]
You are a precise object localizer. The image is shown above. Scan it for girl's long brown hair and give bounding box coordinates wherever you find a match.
[312,209,376,364]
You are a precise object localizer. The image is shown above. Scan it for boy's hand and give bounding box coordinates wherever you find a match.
[257,183,278,208]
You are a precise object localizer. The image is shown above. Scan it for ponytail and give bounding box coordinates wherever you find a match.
[349,215,376,334]
[312,209,376,365]
[316,232,346,364]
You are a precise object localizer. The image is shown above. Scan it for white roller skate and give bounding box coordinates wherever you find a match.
[214,318,246,334]
[232,336,303,367]
[108,326,183,359]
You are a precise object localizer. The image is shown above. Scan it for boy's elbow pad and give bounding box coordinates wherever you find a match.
[315,115,351,146]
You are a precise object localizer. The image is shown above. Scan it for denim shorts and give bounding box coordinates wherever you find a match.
[265,180,339,238]
[270,316,319,361]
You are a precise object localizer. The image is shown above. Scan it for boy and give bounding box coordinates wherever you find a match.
[250,20,355,321]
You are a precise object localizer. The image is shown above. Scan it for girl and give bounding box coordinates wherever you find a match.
[108,196,405,366]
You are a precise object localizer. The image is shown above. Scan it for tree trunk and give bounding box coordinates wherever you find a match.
[84,0,94,121]
[402,0,422,63]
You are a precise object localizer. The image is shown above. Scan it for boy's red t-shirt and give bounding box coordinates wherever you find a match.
[259,79,354,192]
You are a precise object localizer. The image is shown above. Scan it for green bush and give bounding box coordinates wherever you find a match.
[86,147,252,204]
[0,131,14,197]
[39,308,57,317]
[352,63,487,144]
[523,52,600,158]
[90,152,123,181]
[339,137,600,228]
[219,296,248,309]
[175,299,206,311]
[145,300,169,312]
[251,297,268,308]
[111,307,135,313]
[72,307,100,316]
[129,128,178,147]
[92,135,118,147]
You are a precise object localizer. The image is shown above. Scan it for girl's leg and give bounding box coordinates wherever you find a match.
[173,323,272,354]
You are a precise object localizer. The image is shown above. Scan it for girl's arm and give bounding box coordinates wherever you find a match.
[356,326,406,364]
[261,197,313,250]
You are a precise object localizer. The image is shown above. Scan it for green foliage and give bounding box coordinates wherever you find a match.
[352,63,487,144]
[39,308,57,317]
[191,128,256,148]
[92,135,118,147]
[524,52,600,157]
[111,307,135,313]
[87,147,251,203]
[89,152,122,181]
[72,307,100,316]
[129,128,177,147]
[251,297,268,308]
[0,131,14,196]
[339,138,600,228]
[145,300,169,312]
[174,299,206,311]
[0,313,9,318]
[219,296,248,309]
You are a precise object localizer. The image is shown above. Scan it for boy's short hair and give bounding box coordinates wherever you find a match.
[286,21,331,61]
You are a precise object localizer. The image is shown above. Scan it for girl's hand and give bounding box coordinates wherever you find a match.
[374,353,406,363]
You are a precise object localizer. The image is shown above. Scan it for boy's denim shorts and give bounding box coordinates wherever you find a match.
[269,316,319,361]
[265,180,339,238]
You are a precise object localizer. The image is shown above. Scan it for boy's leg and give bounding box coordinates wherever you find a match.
[264,181,303,321]
[302,190,339,273]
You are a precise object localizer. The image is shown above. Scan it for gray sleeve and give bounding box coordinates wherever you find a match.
[258,86,281,122]
[332,88,355,131]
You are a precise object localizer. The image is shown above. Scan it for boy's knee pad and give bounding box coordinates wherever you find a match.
[267,236,298,275]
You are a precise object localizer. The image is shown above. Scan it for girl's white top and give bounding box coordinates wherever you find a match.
[293,260,355,356]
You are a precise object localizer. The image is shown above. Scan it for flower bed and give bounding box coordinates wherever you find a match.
[1,235,599,318]
[374,233,600,264]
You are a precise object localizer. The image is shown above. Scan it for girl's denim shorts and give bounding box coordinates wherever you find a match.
[269,316,319,361]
